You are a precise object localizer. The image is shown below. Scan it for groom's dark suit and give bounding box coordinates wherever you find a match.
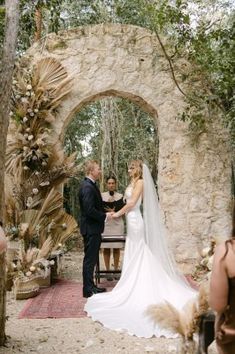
[79,177,106,296]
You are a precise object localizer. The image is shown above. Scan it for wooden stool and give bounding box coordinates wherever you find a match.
[95,234,126,284]
[197,311,215,354]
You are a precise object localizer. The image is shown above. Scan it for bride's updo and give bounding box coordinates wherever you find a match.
[129,160,143,180]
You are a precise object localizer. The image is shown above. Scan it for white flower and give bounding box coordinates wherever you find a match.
[26,84,32,90]
[27,108,32,113]
[28,135,34,141]
[35,171,40,175]
[23,116,28,123]
[41,161,47,166]
[29,112,34,117]
[9,111,13,116]
[26,196,33,207]
[39,181,50,186]
[29,266,36,272]
[24,133,29,138]
[16,94,21,99]
[58,243,62,247]
[13,80,17,85]
[34,108,39,113]
[23,146,28,151]
[49,260,55,265]
[26,128,30,132]
[23,166,29,170]
[32,188,39,195]
[26,91,31,96]
[201,246,211,258]
[21,97,28,103]
[26,271,32,277]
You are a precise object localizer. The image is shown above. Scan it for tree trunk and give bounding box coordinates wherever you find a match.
[34,8,42,42]
[0,0,19,345]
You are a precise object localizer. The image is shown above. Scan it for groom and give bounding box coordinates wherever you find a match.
[79,160,112,298]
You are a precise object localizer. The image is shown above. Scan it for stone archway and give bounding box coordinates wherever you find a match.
[23,23,232,267]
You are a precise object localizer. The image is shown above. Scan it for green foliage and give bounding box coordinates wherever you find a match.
[0,4,5,56]
[17,0,63,53]
[1,0,233,140]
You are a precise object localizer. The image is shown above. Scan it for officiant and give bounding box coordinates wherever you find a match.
[102,176,125,280]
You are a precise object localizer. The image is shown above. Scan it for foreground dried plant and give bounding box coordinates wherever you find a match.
[146,283,209,353]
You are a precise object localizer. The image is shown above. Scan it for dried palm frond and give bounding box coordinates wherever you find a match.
[6,136,25,178]
[48,83,72,110]
[35,188,63,222]
[25,247,39,265]
[32,58,72,112]
[50,212,78,250]
[36,236,54,260]
[5,176,21,226]
[33,58,68,89]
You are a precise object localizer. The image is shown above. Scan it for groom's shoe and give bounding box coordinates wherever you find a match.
[83,287,107,298]
[83,290,93,298]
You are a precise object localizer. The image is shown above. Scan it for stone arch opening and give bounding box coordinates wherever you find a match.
[63,92,158,225]
[60,89,158,143]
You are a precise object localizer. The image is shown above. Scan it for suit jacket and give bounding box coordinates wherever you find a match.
[79,177,106,235]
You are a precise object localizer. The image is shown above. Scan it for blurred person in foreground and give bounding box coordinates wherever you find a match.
[210,205,235,354]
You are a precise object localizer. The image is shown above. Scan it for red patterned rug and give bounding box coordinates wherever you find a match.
[18,279,117,319]
[18,276,198,319]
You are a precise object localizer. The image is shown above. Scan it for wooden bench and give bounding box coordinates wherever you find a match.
[95,234,126,284]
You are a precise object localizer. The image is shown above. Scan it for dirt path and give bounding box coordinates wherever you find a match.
[0,251,217,354]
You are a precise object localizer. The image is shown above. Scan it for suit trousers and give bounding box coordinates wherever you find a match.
[82,233,101,292]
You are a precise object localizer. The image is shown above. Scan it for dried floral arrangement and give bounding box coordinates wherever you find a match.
[146,283,209,354]
[5,57,78,288]
[191,237,222,283]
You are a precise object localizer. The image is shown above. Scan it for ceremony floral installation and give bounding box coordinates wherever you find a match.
[5,57,79,298]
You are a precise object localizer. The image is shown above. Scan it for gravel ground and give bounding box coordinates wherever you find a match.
[0,251,217,354]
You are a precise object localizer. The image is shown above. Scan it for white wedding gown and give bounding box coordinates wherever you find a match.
[84,180,197,338]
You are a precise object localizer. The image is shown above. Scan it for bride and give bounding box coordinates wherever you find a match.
[84,160,197,338]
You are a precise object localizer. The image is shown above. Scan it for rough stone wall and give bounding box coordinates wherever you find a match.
[24,23,232,268]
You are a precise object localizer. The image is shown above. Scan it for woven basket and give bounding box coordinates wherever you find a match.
[34,268,51,288]
[14,276,40,300]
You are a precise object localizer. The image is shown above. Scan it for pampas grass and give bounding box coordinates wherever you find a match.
[146,282,209,350]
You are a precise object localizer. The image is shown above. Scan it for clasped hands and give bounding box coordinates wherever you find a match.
[106,211,119,220]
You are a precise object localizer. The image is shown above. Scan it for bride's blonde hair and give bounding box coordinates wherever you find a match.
[129,160,143,182]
